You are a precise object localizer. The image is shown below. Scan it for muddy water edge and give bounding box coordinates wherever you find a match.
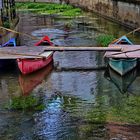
[0,11,140,140]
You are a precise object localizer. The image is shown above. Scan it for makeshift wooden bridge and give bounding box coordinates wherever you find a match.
[0,45,140,59]
[0,46,121,59]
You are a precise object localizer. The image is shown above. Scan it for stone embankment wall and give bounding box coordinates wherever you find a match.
[67,0,140,29]
[15,0,140,28]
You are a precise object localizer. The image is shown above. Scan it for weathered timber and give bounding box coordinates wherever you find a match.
[0,46,46,59]
[54,66,106,72]
[43,46,121,51]
[2,45,140,59]
[0,46,121,59]
[104,45,140,58]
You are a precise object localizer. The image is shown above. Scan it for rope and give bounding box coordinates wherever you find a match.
[125,27,140,36]
[0,26,39,40]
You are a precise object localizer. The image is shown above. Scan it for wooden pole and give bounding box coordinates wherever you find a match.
[0,51,45,59]
[54,66,106,72]
[43,46,121,51]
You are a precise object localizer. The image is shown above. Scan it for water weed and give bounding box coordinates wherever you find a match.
[16,2,82,17]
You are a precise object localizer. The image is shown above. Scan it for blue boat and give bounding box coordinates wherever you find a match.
[1,38,16,47]
[0,38,17,68]
[109,36,137,75]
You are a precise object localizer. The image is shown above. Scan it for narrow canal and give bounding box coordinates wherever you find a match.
[0,11,140,140]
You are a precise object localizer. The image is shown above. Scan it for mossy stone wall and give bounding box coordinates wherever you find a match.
[68,0,140,28]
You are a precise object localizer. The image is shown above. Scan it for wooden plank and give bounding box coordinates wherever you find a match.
[0,46,45,55]
[0,46,122,59]
[0,46,121,53]
[0,46,47,59]
[54,66,106,72]
[0,55,42,59]
[42,46,121,51]
[1,45,140,59]
[104,45,140,58]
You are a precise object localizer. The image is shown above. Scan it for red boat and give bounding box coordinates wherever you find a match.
[17,36,54,75]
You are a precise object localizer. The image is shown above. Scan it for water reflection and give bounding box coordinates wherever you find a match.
[19,62,53,96]
[104,67,137,93]
[0,63,53,107]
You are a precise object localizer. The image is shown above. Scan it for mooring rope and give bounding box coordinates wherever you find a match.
[124,27,140,36]
[0,26,39,40]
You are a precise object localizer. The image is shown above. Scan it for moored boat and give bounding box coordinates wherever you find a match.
[0,38,17,68]
[17,36,54,75]
[108,36,137,75]
[1,38,16,47]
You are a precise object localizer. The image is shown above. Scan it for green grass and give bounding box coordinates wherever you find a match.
[96,34,115,47]
[16,2,82,17]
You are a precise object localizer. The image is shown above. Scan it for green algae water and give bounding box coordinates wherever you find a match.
[0,11,140,140]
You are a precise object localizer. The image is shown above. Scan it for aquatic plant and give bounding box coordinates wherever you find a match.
[60,8,82,17]
[107,96,140,124]
[5,95,45,111]
[16,2,82,17]
[84,95,140,124]
[96,34,115,47]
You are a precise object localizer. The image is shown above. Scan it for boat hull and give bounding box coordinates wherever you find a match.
[109,58,137,75]
[0,38,17,68]
[0,59,17,68]
[108,36,137,76]
[17,52,53,75]
[17,36,54,75]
